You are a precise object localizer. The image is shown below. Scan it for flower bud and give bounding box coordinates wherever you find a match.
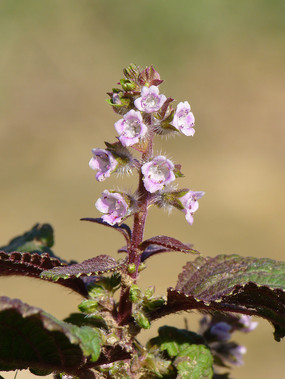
[133,310,151,329]
[129,284,142,303]
[78,299,100,314]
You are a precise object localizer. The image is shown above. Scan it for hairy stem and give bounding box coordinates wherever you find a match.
[117,116,154,325]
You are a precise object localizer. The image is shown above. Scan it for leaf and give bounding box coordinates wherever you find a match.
[140,235,198,262]
[0,223,56,255]
[0,251,88,297]
[147,326,213,379]
[0,297,102,374]
[80,217,131,244]
[174,345,214,379]
[149,255,285,341]
[41,255,127,281]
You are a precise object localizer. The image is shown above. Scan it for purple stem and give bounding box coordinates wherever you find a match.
[117,115,154,325]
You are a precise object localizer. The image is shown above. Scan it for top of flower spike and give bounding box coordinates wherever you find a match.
[93,64,204,226]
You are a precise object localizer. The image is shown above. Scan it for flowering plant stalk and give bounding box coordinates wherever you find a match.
[0,64,284,379]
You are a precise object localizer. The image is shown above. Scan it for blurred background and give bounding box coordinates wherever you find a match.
[1,0,284,378]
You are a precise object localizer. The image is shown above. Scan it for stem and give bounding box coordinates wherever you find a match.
[117,116,154,325]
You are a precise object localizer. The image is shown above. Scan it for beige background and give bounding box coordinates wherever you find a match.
[1,1,284,378]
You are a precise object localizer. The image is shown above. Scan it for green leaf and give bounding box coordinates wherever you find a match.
[149,255,285,341]
[147,326,213,379]
[0,223,56,256]
[174,345,213,379]
[0,297,102,374]
[148,326,205,358]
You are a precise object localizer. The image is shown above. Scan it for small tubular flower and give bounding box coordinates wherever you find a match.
[210,322,232,342]
[180,190,205,225]
[114,110,148,147]
[95,190,129,225]
[134,85,166,113]
[222,344,247,366]
[89,149,117,182]
[141,156,175,193]
[171,101,195,136]
[238,315,258,333]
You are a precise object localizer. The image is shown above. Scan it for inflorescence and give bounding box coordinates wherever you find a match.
[89,64,204,227]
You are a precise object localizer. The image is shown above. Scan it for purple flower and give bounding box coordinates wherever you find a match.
[215,342,247,367]
[95,190,129,225]
[210,322,232,341]
[226,344,247,366]
[114,110,148,147]
[171,101,195,136]
[238,315,258,333]
[134,86,166,113]
[180,190,205,225]
[89,149,117,182]
[141,156,175,193]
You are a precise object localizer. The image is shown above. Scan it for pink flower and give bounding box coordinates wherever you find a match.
[134,86,166,113]
[114,110,148,147]
[95,190,128,225]
[238,315,258,333]
[171,101,195,136]
[180,190,205,225]
[89,149,117,182]
[141,156,175,193]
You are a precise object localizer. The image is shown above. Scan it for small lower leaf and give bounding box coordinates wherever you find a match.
[174,345,213,379]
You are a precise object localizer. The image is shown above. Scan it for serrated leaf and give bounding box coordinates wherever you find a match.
[139,235,198,262]
[0,297,102,374]
[149,255,285,341]
[41,255,127,281]
[0,251,88,297]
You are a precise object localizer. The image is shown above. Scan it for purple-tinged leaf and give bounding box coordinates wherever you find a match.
[0,251,88,297]
[81,217,131,244]
[41,255,127,281]
[139,236,198,262]
[148,255,285,341]
[141,245,176,262]
[0,296,102,374]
